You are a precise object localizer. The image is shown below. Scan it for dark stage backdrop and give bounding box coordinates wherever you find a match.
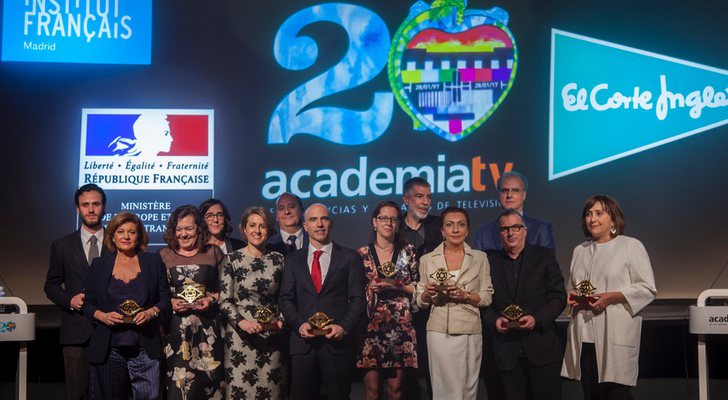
[1,0,727,303]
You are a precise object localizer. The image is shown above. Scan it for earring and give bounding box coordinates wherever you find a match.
[610,226,617,236]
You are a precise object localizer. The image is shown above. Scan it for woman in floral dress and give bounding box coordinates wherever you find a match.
[160,205,225,400]
[357,200,419,400]
[219,206,286,400]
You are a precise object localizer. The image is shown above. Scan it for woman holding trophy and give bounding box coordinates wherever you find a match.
[416,207,493,400]
[82,212,170,399]
[160,205,226,400]
[561,195,656,400]
[219,206,287,399]
[355,201,419,400]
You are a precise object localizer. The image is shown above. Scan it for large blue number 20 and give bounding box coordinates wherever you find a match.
[268,4,393,145]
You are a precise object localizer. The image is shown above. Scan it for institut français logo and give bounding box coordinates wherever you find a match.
[549,29,728,180]
[1,0,152,64]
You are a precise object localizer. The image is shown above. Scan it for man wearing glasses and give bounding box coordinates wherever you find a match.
[483,209,566,400]
[474,171,556,400]
[473,171,555,253]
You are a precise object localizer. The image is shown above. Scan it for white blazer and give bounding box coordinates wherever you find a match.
[561,235,657,386]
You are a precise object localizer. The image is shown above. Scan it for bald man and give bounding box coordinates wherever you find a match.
[279,203,366,399]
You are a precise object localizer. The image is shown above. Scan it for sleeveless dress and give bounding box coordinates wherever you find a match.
[160,245,225,400]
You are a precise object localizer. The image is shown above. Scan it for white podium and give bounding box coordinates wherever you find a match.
[689,289,728,400]
[0,297,36,400]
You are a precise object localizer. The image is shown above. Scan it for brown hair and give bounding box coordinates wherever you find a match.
[239,206,276,241]
[103,212,148,252]
[440,206,470,229]
[581,194,625,238]
[163,205,210,250]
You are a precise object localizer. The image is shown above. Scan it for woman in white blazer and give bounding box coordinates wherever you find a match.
[561,195,656,400]
[416,207,493,400]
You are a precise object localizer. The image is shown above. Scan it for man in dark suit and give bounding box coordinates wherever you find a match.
[474,171,555,253]
[279,203,366,399]
[44,184,107,400]
[484,209,566,400]
[267,192,309,255]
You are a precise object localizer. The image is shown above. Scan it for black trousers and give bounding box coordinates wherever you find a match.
[580,343,634,400]
[498,355,561,400]
[62,344,92,400]
[290,348,353,400]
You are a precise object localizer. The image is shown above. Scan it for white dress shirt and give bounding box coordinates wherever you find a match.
[80,226,104,263]
[306,242,333,283]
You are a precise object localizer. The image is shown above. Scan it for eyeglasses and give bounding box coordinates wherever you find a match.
[499,187,523,195]
[376,216,399,224]
[499,224,526,234]
[204,212,225,221]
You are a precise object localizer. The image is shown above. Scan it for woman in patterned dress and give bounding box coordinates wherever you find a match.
[219,206,286,400]
[160,205,226,400]
[356,200,419,400]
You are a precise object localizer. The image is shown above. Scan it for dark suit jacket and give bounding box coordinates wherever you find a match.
[279,242,366,356]
[484,245,566,371]
[81,251,171,364]
[399,214,443,260]
[45,230,109,345]
[267,230,309,256]
[474,213,555,253]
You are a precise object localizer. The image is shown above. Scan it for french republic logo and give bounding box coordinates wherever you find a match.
[79,109,214,190]
[388,1,518,142]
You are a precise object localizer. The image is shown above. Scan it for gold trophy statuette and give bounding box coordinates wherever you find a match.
[254,306,278,331]
[501,304,526,329]
[377,261,398,284]
[308,311,333,336]
[176,283,206,308]
[571,280,597,304]
[429,267,453,306]
[118,299,143,324]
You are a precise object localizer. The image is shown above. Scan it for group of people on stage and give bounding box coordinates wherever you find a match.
[45,172,656,400]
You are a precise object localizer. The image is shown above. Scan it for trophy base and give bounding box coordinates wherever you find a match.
[260,321,280,332]
[311,328,331,336]
[120,315,137,324]
[506,320,521,329]
[570,294,597,304]
[379,278,400,285]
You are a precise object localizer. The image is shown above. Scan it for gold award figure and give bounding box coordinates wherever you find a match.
[429,267,453,306]
[571,280,597,304]
[176,281,206,309]
[501,304,526,329]
[118,299,143,324]
[254,306,279,331]
[377,261,398,285]
[308,311,333,336]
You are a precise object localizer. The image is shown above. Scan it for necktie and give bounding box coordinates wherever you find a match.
[287,235,298,254]
[311,250,323,293]
[88,235,99,265]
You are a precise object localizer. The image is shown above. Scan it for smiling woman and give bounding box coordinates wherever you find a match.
[82,212,170,399]
[159,205,225,400]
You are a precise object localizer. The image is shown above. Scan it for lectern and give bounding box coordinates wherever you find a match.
[0,297,36,400]
[689,289,728,400]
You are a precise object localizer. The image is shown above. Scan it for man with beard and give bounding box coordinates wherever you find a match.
[399,177,442,259]
[45,184,108,400]
[399,177,443,399]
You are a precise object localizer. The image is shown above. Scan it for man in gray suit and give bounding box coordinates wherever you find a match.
[45,184,107,400]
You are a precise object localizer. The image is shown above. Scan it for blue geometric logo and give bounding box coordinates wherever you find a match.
[549,29,728,180]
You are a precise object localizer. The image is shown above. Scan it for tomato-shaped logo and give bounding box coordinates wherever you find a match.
[388,1,518,142]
